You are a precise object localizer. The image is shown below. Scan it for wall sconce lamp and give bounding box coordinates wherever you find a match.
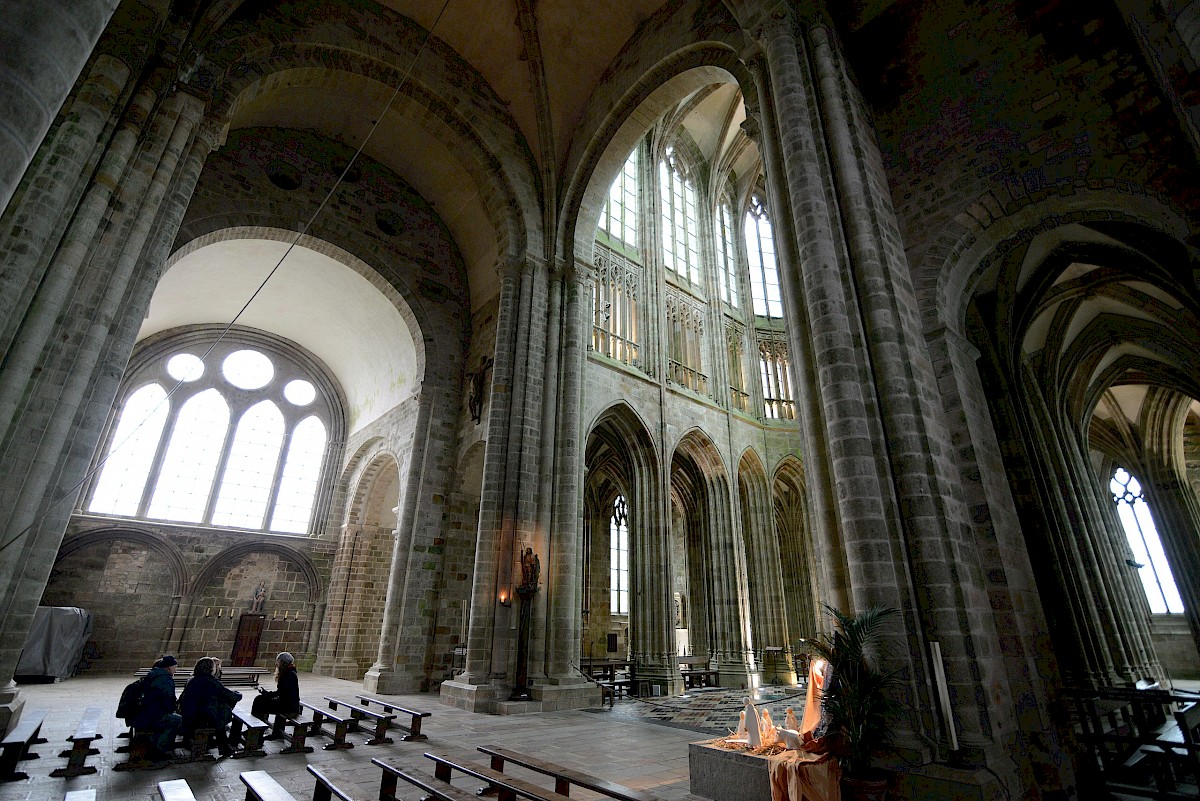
[499,590,511,607]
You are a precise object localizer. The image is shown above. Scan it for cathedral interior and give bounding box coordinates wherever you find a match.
[3,1,1200,798]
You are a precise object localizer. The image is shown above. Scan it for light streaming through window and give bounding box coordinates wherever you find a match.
[88,384,170,516]
[1111,467,1183,614]
[716,201,739,307]
[659,148,701,285]
[610,495,630,615]
[600,149,639,250]
[745,195,782,318]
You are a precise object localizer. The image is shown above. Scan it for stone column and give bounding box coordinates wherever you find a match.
[541,263,592,703]
[0,53,131,357]
[442,255,554,710]
[0,0,119,215]
[365,389,433,693]
[0,80,208,732]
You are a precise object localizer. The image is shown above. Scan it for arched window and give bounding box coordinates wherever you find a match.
[745,194,782,318]
[610,495,630,615]
[87,334,338,534]
[600,148,639,250]
[1111,467,1183,614]
[716,200,739,308]
[659,147,701,286]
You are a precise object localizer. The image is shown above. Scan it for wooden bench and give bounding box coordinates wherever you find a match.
[180,726,217,762]
[64,789,96,801]
[158,778,196,801]
[241,769,298,801]
[1135,700,1200,797]
[324,696,396,745]
[266,713,313,754]
[372,761,479,801]
[423,749,572,801]
[309,763,371,801]
[299,700,354,750]
[0,708,47,782]
[355,693,430,741]
[478,744,663,801]
[136,666,269,689]
[51,705,103,777]
[229,708,269,758]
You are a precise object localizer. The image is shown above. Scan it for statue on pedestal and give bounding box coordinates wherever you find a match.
[510,547,540,701]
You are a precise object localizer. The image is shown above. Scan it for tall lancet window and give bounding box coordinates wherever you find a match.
[659,146,701,286]
[1111,467,1183,614]
[745,194,782,318]
[716,200,739,308]
[600,148,640,251]
[610,495,630,615]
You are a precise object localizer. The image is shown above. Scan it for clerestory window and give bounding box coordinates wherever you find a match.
[600,148,640,251]
[659,147,701,286]
[1110,467,1183,614]
[716,200,739,308]
[745,194,782,318]
[87,332,339,535]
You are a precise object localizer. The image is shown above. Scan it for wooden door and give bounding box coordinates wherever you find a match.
[231,613,267,666]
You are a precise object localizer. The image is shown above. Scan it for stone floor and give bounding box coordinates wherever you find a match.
[0,673,803,801]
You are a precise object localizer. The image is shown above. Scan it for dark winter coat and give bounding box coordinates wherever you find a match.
[131,666,177,728]
[179,673,242,732]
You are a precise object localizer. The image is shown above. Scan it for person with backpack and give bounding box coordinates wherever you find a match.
[130,654,184,761]
[179,656,242,757]
[251,652,300,722]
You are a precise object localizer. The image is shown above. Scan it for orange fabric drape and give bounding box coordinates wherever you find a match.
[768,750,841,801]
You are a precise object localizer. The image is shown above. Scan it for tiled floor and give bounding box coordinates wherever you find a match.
[0,674,802,801]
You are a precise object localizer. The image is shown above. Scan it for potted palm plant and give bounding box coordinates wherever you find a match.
[797,605,902,801]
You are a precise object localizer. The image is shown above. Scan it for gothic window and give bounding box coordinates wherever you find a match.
[726,321,749,413]
[758,333,795,420]
[600,148,639,251]
[745,194,782,318]
[659,147,701,286]
[1110,467,1183,614]
[716,200,739,308]
[610,495,630,615]
[88,334,336,534]
[591,243,642,370]
[666,287,708,395]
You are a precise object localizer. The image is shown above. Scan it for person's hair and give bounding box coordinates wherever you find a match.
[274,653,296,683]
[193,657,215,676]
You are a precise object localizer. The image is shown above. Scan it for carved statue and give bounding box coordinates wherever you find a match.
[519,547,540,591]
[250,583,266,613]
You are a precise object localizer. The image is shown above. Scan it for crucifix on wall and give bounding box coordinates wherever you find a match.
[467,355,494,424]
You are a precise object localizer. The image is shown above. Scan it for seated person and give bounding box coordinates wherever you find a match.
[251,652,301,721]
[131,654,183,761]
[179,656,242,757]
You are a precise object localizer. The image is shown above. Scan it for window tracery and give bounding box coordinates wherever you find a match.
[745,194,782,318]
[659,146,701,286]
[757,332,795,420]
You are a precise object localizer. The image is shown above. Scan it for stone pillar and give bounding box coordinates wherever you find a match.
[631,464,679,694]
[365,390,434,693]
[0,0,119,215]
[442,255,555,711]
[0,78,208,732]
[0,53,131,357]
[538,262,597,707]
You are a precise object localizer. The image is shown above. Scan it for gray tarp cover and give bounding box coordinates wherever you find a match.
[16,606,92,680]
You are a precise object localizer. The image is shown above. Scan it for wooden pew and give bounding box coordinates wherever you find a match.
[372,761,480,801]
[137,666,269,689]
[324,696,396,745]
[422,749,572,801]
[158,779,197,801]
[478,744,664,801]
[265,713,313,754]
[51,705,103,777]
[180,726,217,762]
[241,769,298,801]
[229,708,269,758]
[1135,701,1200,798]
[0,708,48,782]
[299,700,354,750]
[308,763,372,801]
[355,693,430,741]
[64,789,96,801]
